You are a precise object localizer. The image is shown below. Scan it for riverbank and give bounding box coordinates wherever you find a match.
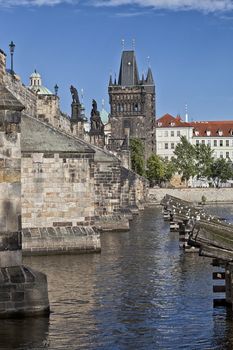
[148,188,233,204]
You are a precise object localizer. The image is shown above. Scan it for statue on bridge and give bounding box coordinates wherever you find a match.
[90,99,104,135]
[70,85,81,105]
[70,85,82,121]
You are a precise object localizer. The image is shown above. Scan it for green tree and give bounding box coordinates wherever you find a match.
[146,154,165,185]
[162,159,176,182]
[195,143,214,179]
[130,138,145,176]
[172,136,196,184]
[210,158,233,188]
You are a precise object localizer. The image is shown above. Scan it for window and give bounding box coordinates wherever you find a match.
[165,143,168,149]
[214,140,217,147]
[164,131,168,137]
[196,140,199,145]
[171,143,175,149]
[202,140,205,145]
[220,140,223,147]
[158,122,162,126]
[177,131,181,137]
[220,152,223,159]
[206,130,211,136]
[171,131,174,137]
[158,131,162,137]
[208,140,211,146]
[226,140,230,147]
[164,156,169,161]
[226,152,230,158]
[218,130,223,136]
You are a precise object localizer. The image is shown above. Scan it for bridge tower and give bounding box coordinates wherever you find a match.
[108,50,156,158]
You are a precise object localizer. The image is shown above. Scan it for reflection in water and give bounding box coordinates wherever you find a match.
[0,317,49,349]
[2,205,233,349]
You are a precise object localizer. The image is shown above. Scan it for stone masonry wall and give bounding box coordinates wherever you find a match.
[37,95,59,125]
[94,160,121,217]
[4,73,37,118]
[121,167,149,211]
[4,73,72,135]
[0,51,22,239]
[22,226,101,255]
[148,188,233,204]
[22,153,96,228]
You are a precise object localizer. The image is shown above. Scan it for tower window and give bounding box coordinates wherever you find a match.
[134,103,138,112]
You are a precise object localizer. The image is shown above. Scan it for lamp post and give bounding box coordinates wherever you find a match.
[9,41,15,75]
[54,84,59,96]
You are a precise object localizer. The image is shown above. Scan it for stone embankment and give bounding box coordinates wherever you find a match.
[149,188,233,204]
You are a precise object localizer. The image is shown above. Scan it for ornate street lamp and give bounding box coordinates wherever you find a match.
[9,41,15,75]
[54,84,59,96]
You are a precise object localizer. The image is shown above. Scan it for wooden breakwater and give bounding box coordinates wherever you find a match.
[161,194,233,307]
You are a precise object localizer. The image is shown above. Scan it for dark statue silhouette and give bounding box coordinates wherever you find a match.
[90,99,104,134]
[70,85,80,105]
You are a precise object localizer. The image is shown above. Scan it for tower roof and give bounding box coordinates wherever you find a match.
[146,67,154,85]
[118,50,139,86]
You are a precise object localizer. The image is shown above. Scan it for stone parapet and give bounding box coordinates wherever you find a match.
[22,226,101,255]
[0,50,6,85]
[148,188,233,204]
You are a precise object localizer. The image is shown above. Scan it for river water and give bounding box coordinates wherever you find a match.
[1,205,233,349]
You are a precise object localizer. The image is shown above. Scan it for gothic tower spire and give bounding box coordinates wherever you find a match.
[108,48,156,157]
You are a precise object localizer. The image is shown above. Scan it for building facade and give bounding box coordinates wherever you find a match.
[156,114,233,161]
[156,114,193,160]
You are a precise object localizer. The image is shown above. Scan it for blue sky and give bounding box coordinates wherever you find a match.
[1,0,233,121]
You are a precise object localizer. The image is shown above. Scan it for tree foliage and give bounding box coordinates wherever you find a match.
[130,138,145,176]
[210,158,233,188]
[146,155,176,185]
[146,154,165,184]
[195,144,214,179]
[163,159,176,182]
[172,136,196,182]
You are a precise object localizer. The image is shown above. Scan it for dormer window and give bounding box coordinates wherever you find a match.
[158,122,162,126]
[218,129,223,136]
[170,122,175,127]
[195,130,199,136]
[206,130,211,136]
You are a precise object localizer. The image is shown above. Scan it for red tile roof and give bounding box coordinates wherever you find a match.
[157,114,233,137]
[156,114,192,128]
[190,121,233,137]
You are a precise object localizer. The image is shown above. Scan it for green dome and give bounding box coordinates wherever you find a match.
[30,85,53,95]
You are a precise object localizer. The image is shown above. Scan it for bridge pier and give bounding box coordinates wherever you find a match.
[0,49,49,317]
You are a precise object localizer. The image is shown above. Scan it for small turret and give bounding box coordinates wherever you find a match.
[109,74,113,86]
[146,67,154,85]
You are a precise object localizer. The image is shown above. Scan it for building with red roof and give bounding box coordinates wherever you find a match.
[156,114,233,160]
[156,114,193,160]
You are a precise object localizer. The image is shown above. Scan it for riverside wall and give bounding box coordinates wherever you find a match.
[148,188,233,204]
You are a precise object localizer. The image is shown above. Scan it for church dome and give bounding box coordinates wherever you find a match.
[30,70,41,79]
[28,70,53,95]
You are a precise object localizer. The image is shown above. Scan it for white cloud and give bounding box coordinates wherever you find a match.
[0,0,76,6]
[116,10,149,16]
[1,0,233,13]
[94,0,233,13]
